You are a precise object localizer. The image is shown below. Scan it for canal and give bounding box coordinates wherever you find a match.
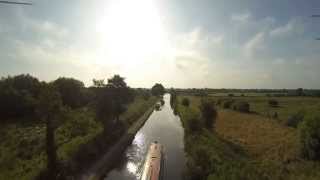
[104,94,186,180]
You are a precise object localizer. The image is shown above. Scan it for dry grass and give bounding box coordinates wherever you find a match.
[177,95,320,179]
[216,110,299,162]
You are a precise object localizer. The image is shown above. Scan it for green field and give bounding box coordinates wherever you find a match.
[0,95,157,180]
[206,95,320,122]
[175,94,320,180]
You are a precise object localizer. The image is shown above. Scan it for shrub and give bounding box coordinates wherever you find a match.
[268,99,279,107]
[285,110,305,128]
[299,114,320,160]
[188,118,202,132]
[228,93,234,97]
[272,112,278,119]
[199,100,217,129]
[234,101,250,113]
[182,98,190,107]
[223,100,234,109]
[142,91,151,100]
[216,99,223,106]
[160,99,165,106]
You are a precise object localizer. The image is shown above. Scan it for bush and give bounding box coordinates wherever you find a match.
[216,99,223,106]
[223,100,234,109]
[188,118,202,132]
[228,93,234,97]
[299,114,320,160]
[182,98,190,107]
[233,101,250,113]
[142,91,151,100]
[268,99,279,107]
[160,99,165,106]
[285,110,305,128]
[199,100,217,129]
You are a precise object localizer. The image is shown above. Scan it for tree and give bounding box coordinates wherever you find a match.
[199,100,217,129]
[52,77,85,108]
[36,85,64,179]
[0,74,40,118]
[297,88,304,96]
[151,83,165,96]
[92,79,105,87]
[95,75,134,133]
[107,75,134,122]
[182,97,190,107]
[107,75,127,88]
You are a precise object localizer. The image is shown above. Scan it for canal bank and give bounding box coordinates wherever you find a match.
[80,104,156,180]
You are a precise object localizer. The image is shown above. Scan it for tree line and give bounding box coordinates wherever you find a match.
[0,74,165,179]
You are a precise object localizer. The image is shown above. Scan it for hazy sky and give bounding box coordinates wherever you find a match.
[1,0,320,88]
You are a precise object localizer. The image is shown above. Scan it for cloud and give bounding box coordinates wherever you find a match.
[244,32,266,58]
[272,58,286,65]
[231,12,251,23]
[270,19,303,37]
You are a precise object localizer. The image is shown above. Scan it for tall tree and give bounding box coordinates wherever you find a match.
[36,85,63,179]
[0,74,40,118]
[107,75,127,88]
[107,75,133,122]
[151,83,165,96]
[92,79,105,87]
[95,75,134,133]
[52,77,85,108]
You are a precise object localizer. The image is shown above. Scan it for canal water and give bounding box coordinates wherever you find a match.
[104,94,185,180]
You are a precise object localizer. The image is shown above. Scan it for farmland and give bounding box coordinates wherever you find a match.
[174,93,320,180]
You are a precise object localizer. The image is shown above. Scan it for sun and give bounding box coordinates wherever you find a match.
[96,0,169,66]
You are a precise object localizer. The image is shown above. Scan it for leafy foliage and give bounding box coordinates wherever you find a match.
[151,83,165,96]
[233,101,250,113]
[52,77,86,108]
[222,99,234,109]
[95,75,134,133]
[285,110,305,128]
[0,74,41,119]
[299,114,320,160]
[182,97,190,107]
[36,84,64,179]
[199,100,217,129]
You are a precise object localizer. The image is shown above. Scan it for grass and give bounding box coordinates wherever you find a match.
[207,95,320,123]
[0,95,157,180]
[216,110,298,161]
[176,95,320,180]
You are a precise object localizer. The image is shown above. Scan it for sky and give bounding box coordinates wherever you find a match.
[0,0,320,88]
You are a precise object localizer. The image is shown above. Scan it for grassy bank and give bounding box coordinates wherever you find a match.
[175,95,320,180]
[0,95,157,180]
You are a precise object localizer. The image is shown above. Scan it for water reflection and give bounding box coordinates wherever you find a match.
[126,162,137,174]
[104,94,185,180]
